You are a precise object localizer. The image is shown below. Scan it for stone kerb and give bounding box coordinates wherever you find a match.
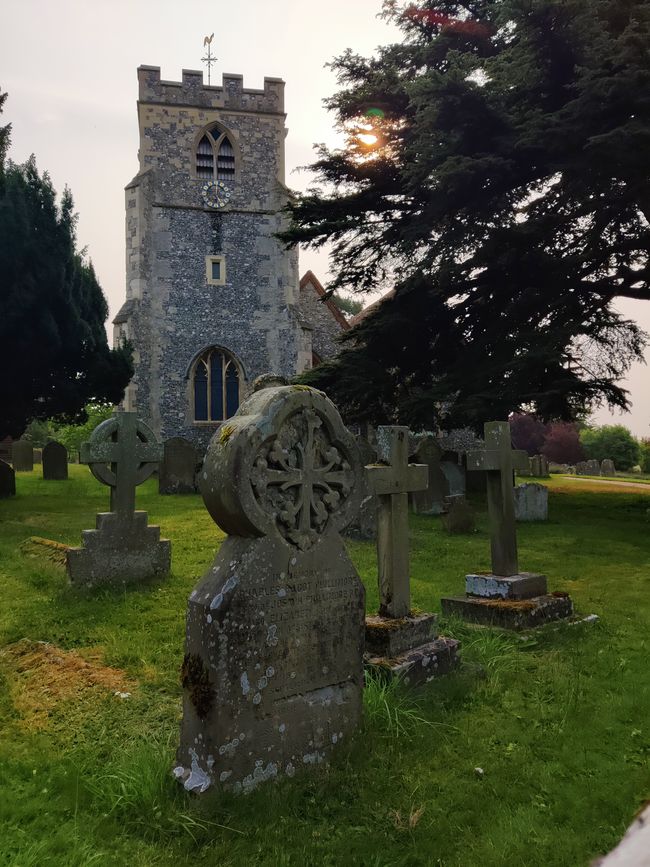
[176,385,365,794]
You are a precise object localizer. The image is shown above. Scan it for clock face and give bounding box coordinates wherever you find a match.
[201,180,232,209]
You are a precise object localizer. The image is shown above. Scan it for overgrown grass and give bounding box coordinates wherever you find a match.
[0,468,648,865]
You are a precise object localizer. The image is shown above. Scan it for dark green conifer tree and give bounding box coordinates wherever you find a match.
[0,138,132,437]
[282,0,650,428]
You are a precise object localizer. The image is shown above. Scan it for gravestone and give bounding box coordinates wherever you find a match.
[575,461,588,475]
[365,426,460,683]
[514,483,548,522]
[529,455,542,477]
[410,436,446,515]
[344,436,378,540]
[442,421,573,629]
[175,385,365,794]
[66,412,170,589]
[11,440,33,472]
[0,460,16,498]
[33,448,43,464]
[586,459,601,476]
[159,437,199,494]
[42,441,68,481]
[441,460,466,497]
[443,496,476,534]
[601,459,616,476]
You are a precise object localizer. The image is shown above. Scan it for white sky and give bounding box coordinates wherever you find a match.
[2,0,648,436]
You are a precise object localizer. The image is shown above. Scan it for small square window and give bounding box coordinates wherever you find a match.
[206,255,226,286]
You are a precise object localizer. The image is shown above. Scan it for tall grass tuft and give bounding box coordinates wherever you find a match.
[363,669,435,738]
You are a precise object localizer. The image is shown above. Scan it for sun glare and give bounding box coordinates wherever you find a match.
[358,133,378,146]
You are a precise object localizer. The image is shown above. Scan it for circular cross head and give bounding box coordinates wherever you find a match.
[200,386,362,549]
[86,415,159,489]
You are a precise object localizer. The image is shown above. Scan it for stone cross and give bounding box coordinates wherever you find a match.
[80,411,162,521]
[366,426,428,618]
[466,421,529,576]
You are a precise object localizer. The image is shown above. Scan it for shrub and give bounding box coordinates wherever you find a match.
[541,422,585,464]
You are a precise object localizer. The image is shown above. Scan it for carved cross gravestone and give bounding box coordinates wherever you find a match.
[42,441,68,480]
[441,421,573,629]
[11,440,33,472]
[0,459,16,498]
[364,426,460,683]
[466,421,529,577]
[366,426,428,619]
[175,385,365,794]
[66,411,170,589]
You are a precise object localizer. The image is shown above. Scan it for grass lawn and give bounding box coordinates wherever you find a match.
[1,468,649,866]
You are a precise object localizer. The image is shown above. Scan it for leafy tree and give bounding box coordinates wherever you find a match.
[541,421,585,464]
[0,157,132,438]
[283,0,650,428]
[509,413,547,456]
[580,424,640,470]
[640,438,650,474]
[49,402,115,458]
[332,292,363,317]
[0,88,10,177]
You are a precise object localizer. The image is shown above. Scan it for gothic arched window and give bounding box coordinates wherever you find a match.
[194,128,236,180]
[192,347,241,422]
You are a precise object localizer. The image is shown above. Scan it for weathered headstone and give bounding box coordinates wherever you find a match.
[441,460,466,497]
[593,804,650,867]
[586,459,601,476]
[66,412,170,589]
[514,483,548,522]
[529,455,542,476]
[575,461,588,475]
[159,437,199,494]
[0,459,16,498]
[442,421,573,629]
[443,496,476,534]
[344,435,378,540]
[11,440,33,472]
[410,436,446,515]
[33,448,43,464]
[601,459,616,476]
[539,455,549,477]
[42,441,68,481]
[365,426,460,683]
[175,385,365,794]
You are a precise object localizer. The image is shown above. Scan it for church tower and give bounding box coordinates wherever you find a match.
[113,66,312,446]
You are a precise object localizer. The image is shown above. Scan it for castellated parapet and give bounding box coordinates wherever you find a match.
[138,66,285,114]
[113,66,309,450]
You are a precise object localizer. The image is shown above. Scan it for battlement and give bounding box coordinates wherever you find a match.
[137,66,285,114]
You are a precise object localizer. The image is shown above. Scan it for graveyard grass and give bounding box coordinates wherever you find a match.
[1,470,649,867]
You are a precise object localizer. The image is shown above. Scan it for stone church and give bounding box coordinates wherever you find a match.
[113,66,347,447]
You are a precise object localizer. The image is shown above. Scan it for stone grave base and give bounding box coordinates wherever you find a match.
[67,511,170,590]
[365,613,461,685]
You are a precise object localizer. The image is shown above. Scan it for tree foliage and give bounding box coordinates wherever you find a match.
[0,154,132,438]
[580,424,640,470]
[541,421,585,464]
[509,413,547,456]
[283,0,650,428]
[49,402,115,458]
[640,438,650,473]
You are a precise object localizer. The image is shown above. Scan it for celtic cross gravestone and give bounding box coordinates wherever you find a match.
[66,411,170,589]
[175,385,365,794]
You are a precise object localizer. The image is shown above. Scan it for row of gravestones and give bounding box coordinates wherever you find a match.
[575,459,616,476]
[0,440,69,498]
[55,389,572,797]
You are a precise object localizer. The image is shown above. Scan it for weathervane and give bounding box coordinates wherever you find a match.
[202,34,216,85]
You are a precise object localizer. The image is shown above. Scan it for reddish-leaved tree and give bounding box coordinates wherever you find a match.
[509,414,548,456]
[542,422,585,464]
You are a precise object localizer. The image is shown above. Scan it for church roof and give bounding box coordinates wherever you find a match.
[299,271,350,331]
[113,299,137,325]
[348,289,396,327]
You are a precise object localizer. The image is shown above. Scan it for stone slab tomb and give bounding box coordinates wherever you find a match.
[0,459,16,498]
[66,412,170,589]
[11,440,33,472]
[442,421,573,629]
[42,441,68,481]
[159,436,199,494]
[175,385,365,794]
[365,426,460,684]
[514,483,548,522]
